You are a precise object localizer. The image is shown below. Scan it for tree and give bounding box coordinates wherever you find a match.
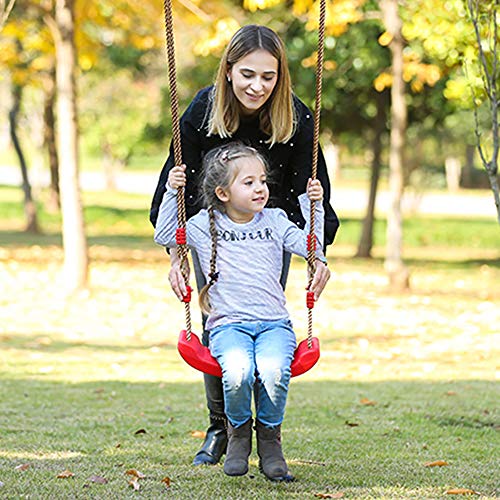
[9,81,40,233]
[466,0,500,223]
[0,0,16,30]
[52,0,88,291]
[379,0,409,289]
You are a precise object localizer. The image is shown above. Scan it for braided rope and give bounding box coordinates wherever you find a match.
[307,0,326,348]
[163,0,192,338]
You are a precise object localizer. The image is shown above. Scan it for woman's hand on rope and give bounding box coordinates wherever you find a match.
[168,247,191,300]
[310,260,330,300]
[306,178,323,202]
[168,164,187,190]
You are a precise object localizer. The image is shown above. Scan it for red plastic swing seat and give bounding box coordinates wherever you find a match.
[178,329,320,378]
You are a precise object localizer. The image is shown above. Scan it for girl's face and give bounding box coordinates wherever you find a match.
[215,157,269,223]
[228,49,279,116]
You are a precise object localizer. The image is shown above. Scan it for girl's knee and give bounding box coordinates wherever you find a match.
[221,351,255,388]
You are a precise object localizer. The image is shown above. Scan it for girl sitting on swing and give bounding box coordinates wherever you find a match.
[150,24,338,468]
[154,141,325,481]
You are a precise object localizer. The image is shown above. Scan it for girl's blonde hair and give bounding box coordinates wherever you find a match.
[198,142,268,314]
[208,25,296,146]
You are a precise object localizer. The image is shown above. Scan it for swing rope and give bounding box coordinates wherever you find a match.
[163,0,192,339]
[307,0,327,348]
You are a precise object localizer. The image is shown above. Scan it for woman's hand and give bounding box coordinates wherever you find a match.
[168,165,187,190]
[309,260,330,300]
[168,247,191,300]
[306,178,323,202]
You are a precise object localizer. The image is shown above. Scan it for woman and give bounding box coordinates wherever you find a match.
[150,24,339,466]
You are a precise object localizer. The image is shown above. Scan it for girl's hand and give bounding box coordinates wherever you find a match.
[310,260,330,300]
[168,247,191,300]
[168,165,187,190]
[307,178,323,202]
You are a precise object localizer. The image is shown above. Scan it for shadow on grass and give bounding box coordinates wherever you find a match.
[0,377,497,498]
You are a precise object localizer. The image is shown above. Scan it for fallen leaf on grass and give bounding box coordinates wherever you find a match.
[129,477,140,490]
[424,460,449,467]
[57,470,75,478]
[125,469,145,479]
[446,488,480,495]
[314,492,344,498]
[445,391,457,396]
[134,428,147,435]
[345,421,359,427]
[360,397,377,406]
[291,459,327,466]
[15,464,30,471]
[89,475,108,484]
[190,430,207,438]
[161,476,171,488]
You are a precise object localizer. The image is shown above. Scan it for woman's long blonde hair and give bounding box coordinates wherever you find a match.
[208,25,296,146]
[198,142,269,315]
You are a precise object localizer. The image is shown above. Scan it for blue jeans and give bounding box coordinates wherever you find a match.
[209,319,297,428]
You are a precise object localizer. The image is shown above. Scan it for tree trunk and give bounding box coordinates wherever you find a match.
[445,156,461,192]
[356,92,386,258]
[380,0,409,290]
[462,144,475,188]
[44,65,60,212]
[54,0,88,291]
[9,84,40,234]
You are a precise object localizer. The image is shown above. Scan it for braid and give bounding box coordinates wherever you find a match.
[199,206,218,315]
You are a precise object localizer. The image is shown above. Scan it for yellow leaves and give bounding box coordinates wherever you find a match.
[424,460,449,467]
[57,469,75,478]
[359,397,377,406]
[190,430,207,438]
[374,72,392,92]
[126,469,145,490]
[374,50,441,93]
[446,488,480,495]
[378,31,393,47]
[301,52,337,71]
[293,0,314,16]
[243,0,283,12]
[297,0,364,37]
[193,17,240,57]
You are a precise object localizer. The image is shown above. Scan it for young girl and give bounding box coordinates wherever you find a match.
[154,142,326,481]
[151,24,338,467]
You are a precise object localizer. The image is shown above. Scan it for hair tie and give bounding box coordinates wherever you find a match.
[208,271,219,284]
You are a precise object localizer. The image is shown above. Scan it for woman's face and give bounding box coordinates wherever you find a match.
[228,49,279,116]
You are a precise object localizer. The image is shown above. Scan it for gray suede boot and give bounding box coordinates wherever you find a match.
[255,420,294,482]
[223,419,253,476]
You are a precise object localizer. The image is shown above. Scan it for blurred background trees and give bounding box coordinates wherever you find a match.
[0,0,497,290]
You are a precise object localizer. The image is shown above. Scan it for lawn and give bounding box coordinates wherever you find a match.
[0,187,499,498]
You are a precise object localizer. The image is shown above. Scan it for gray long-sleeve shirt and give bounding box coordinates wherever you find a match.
[155,188,325,331]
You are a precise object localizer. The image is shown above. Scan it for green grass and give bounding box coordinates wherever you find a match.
[0,185,499,498]
[1,186,499,251]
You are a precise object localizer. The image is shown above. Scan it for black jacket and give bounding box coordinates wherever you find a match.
[150,86,339,247]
